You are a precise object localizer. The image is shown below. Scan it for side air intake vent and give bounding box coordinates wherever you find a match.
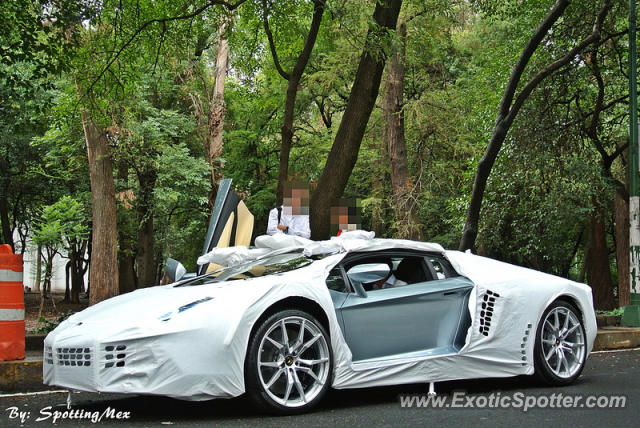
[479,289,500,336]
[521,323,532,365]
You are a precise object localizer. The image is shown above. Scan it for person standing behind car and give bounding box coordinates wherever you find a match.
[267,181,311,239]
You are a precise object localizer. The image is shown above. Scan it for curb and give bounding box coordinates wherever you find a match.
[0,352,44,393]
[592,326,640,351]
[3,329,640,393]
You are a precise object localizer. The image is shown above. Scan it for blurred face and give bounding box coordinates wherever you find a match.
[283,183,310,215]
[330,198,362,234]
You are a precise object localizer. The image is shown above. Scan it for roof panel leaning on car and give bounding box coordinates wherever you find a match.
[43,178,596,414]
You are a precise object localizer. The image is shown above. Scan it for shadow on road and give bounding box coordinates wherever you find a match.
[58,374,578,423]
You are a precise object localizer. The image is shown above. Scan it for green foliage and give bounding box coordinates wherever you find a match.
[33,196,89,253]
[154,143,211,271]
[35,311,74,334]
[3,0,631,295]
[596,308,624,316]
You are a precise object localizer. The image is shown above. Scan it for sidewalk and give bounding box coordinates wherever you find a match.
[2,327,639,393]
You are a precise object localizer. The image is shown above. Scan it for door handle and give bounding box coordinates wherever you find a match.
[443,290,459,296]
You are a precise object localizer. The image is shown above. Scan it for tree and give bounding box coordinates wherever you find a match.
[383,15,423,240]
[33,196,89,310]
[260,0,326,203]
[0,0,76,250]
[310,0,403,239]
[459,0,613,251]
[80,112,120,304]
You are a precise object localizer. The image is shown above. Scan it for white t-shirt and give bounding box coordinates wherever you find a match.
[266,206,311,239]
[381,273,407,289]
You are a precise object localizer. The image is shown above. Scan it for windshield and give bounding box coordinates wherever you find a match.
[178,251,313,286]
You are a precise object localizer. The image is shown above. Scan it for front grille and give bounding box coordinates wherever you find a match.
[45,346,53,365]
[104,344,127,368]
[56,347,92,367]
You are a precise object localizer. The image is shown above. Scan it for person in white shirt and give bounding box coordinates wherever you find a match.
[379,273,407,289]
[267,182,311,239]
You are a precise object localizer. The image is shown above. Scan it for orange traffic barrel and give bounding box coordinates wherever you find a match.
[0,244,24,361]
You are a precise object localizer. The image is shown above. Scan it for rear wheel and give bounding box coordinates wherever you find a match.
[534,300,586,385]
[245,309,332,415]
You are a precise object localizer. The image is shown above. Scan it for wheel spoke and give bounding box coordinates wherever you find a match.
[542,338,555,345]
[545,346,555,362]
[553,310,560,332]
[297,366,323,385]
[281,320,290,351]
[555,349,562,373]
[563,341,583,349]
[292,370,306,403]
[298,357,329,366]
[544,320,556,336]
[299,334,321,354]
[283,370,294,403]
[562,310,570,330]
[265,368,284,388]
[564,323,580,337]
[266,336,284,351]
[559,349,569,374]
[292,320,306,352]
[260,361,281,368]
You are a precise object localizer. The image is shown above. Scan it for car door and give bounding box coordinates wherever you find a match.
[334,251,473,362]
[197,178,254,275]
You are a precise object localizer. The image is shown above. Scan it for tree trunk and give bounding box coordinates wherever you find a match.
[70,245,84,304]
[33,243,42,293]
[261,0,325,204]
[116,163,137,294]
[81,112,119,305]
[206,17,232,205]
[615,188,630,307]
[64,261,71,302]
[135,168,157,288]
[44,254,53,295]
[586,205,616,310]
[310,0,403,239]
[0,189,13,251]
[459,0,612,251]
[383,18,422,240]
[370,127,386,237]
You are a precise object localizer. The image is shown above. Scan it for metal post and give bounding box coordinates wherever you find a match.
[623,0,640,326]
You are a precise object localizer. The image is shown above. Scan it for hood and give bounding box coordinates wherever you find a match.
[63,283,223,328]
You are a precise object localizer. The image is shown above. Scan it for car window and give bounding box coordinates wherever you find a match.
[326,266,348,293]
[426,255,459,279]
[345,255,430,293]
[179,251,313,286]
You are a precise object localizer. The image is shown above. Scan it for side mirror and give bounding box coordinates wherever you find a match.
[165,258,187,283]
[346,263,390,297]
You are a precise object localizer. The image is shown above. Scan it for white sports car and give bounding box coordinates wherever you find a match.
[43,181,596,415]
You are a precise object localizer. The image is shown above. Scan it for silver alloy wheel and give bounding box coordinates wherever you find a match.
[540,306,585,378]
[257,316,330,408]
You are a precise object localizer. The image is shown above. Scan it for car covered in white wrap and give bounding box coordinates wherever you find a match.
[43,181,597,414]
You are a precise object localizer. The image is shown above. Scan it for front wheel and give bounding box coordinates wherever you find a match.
[245,309,333,415]
[534,300,587,385]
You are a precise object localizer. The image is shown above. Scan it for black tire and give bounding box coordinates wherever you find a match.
[534,300,587,386]
[245,309,333,415]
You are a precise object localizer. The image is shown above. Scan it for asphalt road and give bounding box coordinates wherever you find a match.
[1,348,638,428]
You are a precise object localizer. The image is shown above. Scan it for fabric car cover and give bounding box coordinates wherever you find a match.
[43,235,597,401]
